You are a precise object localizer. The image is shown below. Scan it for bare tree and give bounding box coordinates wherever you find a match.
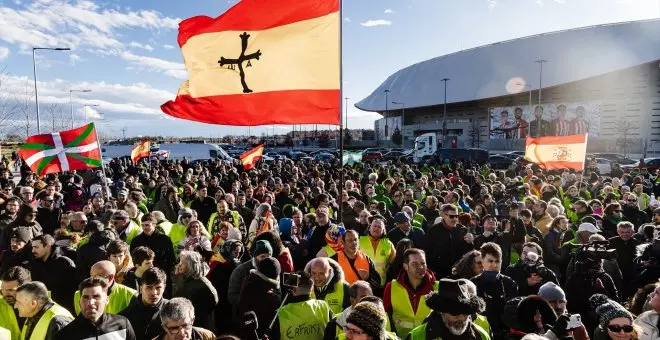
[0,67,19,136]
[615,119,637,157]
[16,83,35,138]
[44,103,66,132]
[468,119,482,148]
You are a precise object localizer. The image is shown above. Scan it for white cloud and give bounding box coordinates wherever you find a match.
[163,44,176,50]
[69,53,81,65]
[119,51,187,79]
[0,46,9,61]
[129,41,154,51]
[384,9,395,14]
[0,0,180,52]
[344,17,352,23]
[360,20,392,27]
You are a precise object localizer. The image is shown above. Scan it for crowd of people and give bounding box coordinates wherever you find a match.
[1,153,660,340]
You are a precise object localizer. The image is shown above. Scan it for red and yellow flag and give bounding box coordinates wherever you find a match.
[240,144,264,170]
[161,0,340,126]
[131,140,151,163]
[525,134,588,171]
[18,123,102,177]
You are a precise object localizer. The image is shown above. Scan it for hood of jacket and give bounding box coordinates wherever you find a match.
[304,257,345,286]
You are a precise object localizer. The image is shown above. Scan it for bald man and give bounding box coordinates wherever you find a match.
[72,260,138,315]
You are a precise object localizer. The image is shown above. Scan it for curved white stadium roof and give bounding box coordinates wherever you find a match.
[355,19,660,112]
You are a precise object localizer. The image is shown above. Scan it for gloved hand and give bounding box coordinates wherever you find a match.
[551,314,571,339]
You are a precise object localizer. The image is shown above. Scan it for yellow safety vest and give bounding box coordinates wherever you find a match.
[207,210,241,235]
[390,280,439,338]
[311,281,345,315]
[278,299,331,340]
[321,245,337,257]
[73,283,136,315]
[21,303,73,340]
[0,297,20,340]
[359,236,394,286]
[160,221,187,251]
[407,320,490,340]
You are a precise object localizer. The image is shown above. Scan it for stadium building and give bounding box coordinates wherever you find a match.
[355,19,660,154]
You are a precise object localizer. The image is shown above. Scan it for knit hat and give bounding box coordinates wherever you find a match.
[256,257,281,286]
[10,228,32,243]
[227,227,242,241]
[590,294,633,328]
[253,240,273,257]
[393,211,410,223]
[538,282,566,302]
[346,302,387,339]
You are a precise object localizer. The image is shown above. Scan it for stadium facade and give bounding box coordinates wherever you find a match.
[355,19,660,154]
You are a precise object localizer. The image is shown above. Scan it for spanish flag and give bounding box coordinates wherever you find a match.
[131,140,151,163]
[525,134,588,171]
[161,0,340,126]
[240,144,265,170]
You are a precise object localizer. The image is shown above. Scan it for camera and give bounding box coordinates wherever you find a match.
[572,241,617,270]
[282,273,300,288]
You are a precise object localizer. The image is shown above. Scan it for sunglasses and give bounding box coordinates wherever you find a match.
[628,199,637,202]
[446,214,459,219]
[182,214,193,219]
[607,325,633,333]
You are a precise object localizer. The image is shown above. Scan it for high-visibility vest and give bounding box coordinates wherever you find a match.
[413,214,425,229]
[21,303,73,340]
[407,319,490,340]
[390,280,439,338]
[321,245,336,257]
[474,315,491,337]
[207,210,241,235]
[311,281,345,315]
[0,297,20,340]
[160,221,186,251]
[73,283,136,315]
[358,236,394,286]
[336,251,370,285]
[278,299,331,340]
[119,222,141,245]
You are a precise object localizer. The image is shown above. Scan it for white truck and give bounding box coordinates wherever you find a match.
[101,142,233,161]
[413,133,438,163]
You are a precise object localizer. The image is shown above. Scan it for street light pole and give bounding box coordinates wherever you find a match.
[70,89,92,129]
[441,78,450,144]
[84,104,100,121]
[33,47,70,133]
[384,90,390,141]
[344,97,350,131]
[536,59,547,137]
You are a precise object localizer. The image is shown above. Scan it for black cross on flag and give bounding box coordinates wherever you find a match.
[219,32,262,93]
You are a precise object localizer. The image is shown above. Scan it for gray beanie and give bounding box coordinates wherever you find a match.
[538,282,566,302]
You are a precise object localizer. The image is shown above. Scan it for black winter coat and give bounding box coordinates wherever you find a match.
[130,231,176,274]
[30,247,77,313]
[426,222,474,278]
[75,230,115,283]
[119,296,168,340]
[504,262,558,297]
[237,271,282,340]
[173,275,219,332]
[54,313,136,340]
[0,244,32,274]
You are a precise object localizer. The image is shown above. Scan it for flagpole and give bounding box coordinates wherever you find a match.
[338,0,344,224]
[92,123,110,200]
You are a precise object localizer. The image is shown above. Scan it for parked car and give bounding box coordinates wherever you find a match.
[488,155,515,169]
[314,153,336,162]
[362,151,384,162]
[590,153,636,165]
[593,158,612,175]
[621,157,660,171]
[383,150,408,162]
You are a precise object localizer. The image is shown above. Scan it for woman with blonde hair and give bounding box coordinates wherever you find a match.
[179,219,212,261]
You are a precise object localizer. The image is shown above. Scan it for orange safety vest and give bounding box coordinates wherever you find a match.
[337,251,370,284]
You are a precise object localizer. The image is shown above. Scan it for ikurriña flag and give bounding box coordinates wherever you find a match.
[525,134,588,171]
[240,144,265,170]
[18,123,102,177]
[161,0,340,126]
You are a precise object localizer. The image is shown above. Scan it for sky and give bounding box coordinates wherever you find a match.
[0,0,658,138]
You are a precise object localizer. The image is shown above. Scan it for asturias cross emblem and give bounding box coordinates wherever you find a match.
[219,32,262,93]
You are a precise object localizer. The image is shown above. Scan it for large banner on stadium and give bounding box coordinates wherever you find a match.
[489,102,600,139]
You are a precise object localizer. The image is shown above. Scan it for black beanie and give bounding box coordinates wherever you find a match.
[257,257,281,283]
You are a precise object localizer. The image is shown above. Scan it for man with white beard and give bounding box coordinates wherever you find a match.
[406,278,489,340]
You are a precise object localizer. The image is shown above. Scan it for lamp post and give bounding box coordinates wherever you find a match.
[33,47,70,133]
[441,78,450,144]
[344,97,350,131]
[70,89,91,129]
[536,59,547,137]
[384,90,390,141]
[392,101,405,146]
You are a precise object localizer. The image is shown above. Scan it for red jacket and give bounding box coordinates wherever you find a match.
[383,269,436,314]
[277,248,294,273]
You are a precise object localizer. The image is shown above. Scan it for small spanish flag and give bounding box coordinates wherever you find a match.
[240,144,264,170]
[525,134,588,171]
[131,140,151,163]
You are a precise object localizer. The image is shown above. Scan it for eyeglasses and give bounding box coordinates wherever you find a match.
[164,322,193,335]
[607,324,633,333]
[344,326,366,336]
[446,214,459,219]
[182,214,193,219]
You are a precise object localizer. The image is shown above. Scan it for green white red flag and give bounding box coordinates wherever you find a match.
[18,123,102,177]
